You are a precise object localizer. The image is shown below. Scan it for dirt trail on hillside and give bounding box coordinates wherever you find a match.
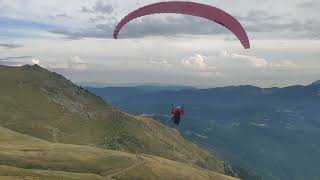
[105,155,145,180]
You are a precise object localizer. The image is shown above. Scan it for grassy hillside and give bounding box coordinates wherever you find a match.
[0,64,230,176]
[0,125,238,180]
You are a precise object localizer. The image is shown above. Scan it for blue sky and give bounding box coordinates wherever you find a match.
[0,0,319,87]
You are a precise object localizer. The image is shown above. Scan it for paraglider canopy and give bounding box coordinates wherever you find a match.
[113,1,250,49]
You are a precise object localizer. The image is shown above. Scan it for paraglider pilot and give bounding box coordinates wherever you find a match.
[171,104,185,125]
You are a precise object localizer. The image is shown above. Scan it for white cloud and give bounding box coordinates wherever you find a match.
[181,54,212,71]
[44,56,87,71]
[68,56,87,70]
[81,1,114,14]
[149,59,169,65]
[220,50,299,69]
[271,60,299,69]
[32,58,40,65]
[220,50,267,68]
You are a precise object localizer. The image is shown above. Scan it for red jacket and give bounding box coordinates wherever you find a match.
[171,108,185,116]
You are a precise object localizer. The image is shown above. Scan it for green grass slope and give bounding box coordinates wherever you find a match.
[0,65,230,175]
[0,126,237,180]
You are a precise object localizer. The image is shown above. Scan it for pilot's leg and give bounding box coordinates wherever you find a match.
[174,117,180,125]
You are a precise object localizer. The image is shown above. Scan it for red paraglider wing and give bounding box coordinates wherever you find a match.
[113,1,250,49]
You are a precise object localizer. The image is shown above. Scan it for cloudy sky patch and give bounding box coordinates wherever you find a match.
[0,0,319,87]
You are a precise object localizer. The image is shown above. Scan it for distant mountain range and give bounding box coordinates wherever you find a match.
[83,85,196,103]
[0,64,237,180]
[79,81,196,89]
[87,81,320,180]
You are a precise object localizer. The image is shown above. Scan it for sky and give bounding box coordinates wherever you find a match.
[0,0,319,88]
